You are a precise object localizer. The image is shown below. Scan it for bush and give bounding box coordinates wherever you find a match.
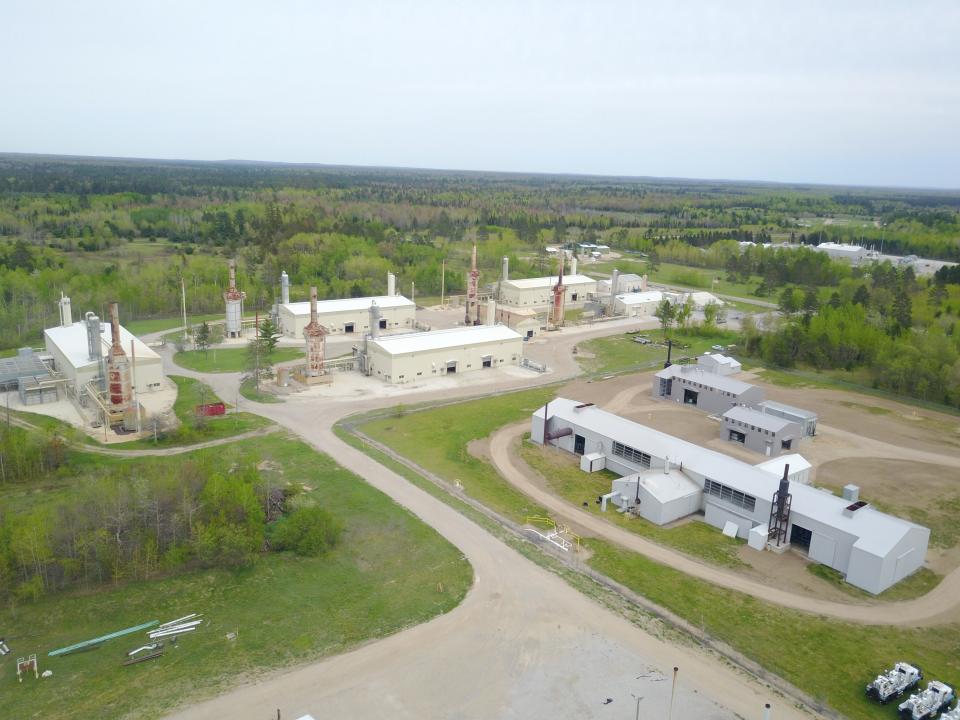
[271,505,343,557]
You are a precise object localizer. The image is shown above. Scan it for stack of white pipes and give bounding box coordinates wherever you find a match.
[148,613,204,639]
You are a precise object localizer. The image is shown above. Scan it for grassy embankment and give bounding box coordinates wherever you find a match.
[356,389,960,720]
[239,376,284,403]
[0,433,471,720]
[576,327,738,376]
[173,346,304,374]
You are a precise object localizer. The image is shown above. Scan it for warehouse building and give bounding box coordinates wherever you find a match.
[612,291,664,317]
[363,325,523,384]
[278,295,416,337]
[758,399,818,437]
[44,316,164,398]
[686,291,725,310]
[722,405,803,456]
[653,364,764,415]
[532,398,929,594]
[814,242,868,264]
[498,275,598,309]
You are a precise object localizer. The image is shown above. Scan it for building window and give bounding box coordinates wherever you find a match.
[612,441,651,469]
[704,478,756,513]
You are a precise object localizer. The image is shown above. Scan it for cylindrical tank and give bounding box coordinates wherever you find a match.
[225,299,242,336]
[280,271,290,305]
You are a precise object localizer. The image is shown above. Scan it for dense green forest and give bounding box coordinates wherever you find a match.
[1,154,958,407]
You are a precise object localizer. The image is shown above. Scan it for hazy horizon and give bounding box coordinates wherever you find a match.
[3,1,959,189]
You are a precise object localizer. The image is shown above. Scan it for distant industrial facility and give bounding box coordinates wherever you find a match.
[278,295,415,337]
[498,255,597,309]
[532,398,929,594]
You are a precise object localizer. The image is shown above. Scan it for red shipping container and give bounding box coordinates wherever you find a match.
[195,402,226,417]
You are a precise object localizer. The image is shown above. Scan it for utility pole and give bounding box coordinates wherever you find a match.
[181,276,188,347]
[440,259,445,306]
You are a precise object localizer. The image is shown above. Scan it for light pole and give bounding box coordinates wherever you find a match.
[631,694,643,720]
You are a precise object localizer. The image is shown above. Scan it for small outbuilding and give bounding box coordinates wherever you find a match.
[653,364,764,415]
[722,405,803,456]
[609,466,702,525]
[758,399,818,437]
[363,325,524,384]
[754,454,813,485]
[697,352,741,376]
[278,295,416,337]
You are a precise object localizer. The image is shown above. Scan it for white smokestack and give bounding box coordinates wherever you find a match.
[387,272,396,297]
[610,268,620,297]
[280,271,290,305]
[59,294,72,327]
[570,256,578,276]
[664,455,670,474]
[641,274,648,291]
[485,298,496,326]
[502,256,509,282]
[369,300,381,339]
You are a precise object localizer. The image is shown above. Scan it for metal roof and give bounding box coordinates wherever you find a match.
[44,321,161,370]
[723,405,796,433]
[754,453,812,476]
[503,274,597,290]
[759,399,818,420]
[369,324,522,355]
[538,398,926,557]
[656,364,758,396]
[615,291,663,305]
[0,350,49,386]
[621,468,701,504]
[281,295,414,317]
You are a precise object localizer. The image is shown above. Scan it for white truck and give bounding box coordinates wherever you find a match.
[899,680,955,720]
[867,663,922,703]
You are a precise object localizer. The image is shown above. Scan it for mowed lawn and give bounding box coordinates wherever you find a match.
[174,346,304,373]
[577,328,737,375]
[0,433,472,720]
[360,388,556,524]
[357,390,960,720]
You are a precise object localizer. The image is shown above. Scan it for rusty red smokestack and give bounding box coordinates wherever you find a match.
[109,302,125,356]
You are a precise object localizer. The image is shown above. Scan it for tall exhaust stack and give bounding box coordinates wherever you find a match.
[465,244,480,326]
[303,286,327,377]
[224,259,245,338]
[641,274,648,291]
[280,271,290,305]
[369,300,382,339]
[551,254,566,328]
[106,302,132,411]
[59,293,72,327]
[387,272,396,297]
[485,298,496,326]
[570,256,578,276]
[608,268,621,313]
[501,256,509,282]
[767,465,793,547]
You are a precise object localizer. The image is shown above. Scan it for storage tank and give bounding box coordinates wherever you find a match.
[224,259,245,338]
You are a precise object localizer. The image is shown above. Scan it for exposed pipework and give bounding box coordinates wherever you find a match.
[224,259,246,338]
[85,312,101,361]
[767,465,792,547]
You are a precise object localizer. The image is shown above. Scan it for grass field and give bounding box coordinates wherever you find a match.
[518,439,745,567]
[173,346,304,374]
[124,313,225,337]
[239,376,283,403]
[360,389,556,524]
[0,433,472,720]
[356,391,960,720]
[576,328,738,376]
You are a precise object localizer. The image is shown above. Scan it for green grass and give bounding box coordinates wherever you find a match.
[577,328,737,376]
[650,262,765,300]
[359,388,556,523]
[806,564,942,602]
[173,346,304,374]
[0,433,472,720]
[357,391,960,720]
[124,313,225,337]
[586,538,960,720]
[239,377,283,403]
[518,439,745,567]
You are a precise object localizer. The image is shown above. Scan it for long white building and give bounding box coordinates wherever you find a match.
[278,295,416,337]
[612,290,663,317]
[498,275,597,309]
[532,398,928,594]
[364,325,524,383]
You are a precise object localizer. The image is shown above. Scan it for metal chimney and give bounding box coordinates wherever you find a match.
[501,256,509,282]
[369,300,381,339]
[664,339,673,368]
[570,256,578,276]
[310,285,318,326]
[641,274,648,291]
[86,312,101,361]
[610,268,621,298]
[485,298,496,326]
[59,294,72,327]
[387,272,396,297]
[763,703,772,720]
[280,271,290,305]
[108,302,124,355]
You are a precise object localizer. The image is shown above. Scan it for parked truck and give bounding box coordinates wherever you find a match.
[899,681,955,720]
[867,663,922,704]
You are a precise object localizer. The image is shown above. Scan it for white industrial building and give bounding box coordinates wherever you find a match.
[363,325,524,383]
[754,454,813,485]
[532,398,929,594]
[814,242,868,264]
[653,364,765,415]
[697,352,741,375]
[758,400,818,437]
[498,275,598,309]
[722,405,803,457]
[493,306,543,339]
[598,273,646,295]
[278,295,416,337]
[612,291,664,317]
[686,291,725,310]
[44,318,164,398]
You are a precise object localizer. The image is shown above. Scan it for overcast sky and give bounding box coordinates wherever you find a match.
[3,1,959,188]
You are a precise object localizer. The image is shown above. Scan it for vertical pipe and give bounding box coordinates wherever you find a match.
[280,271,290,305]
[668,667,678,720]
[440,261,445,306]
[310,286,318,325]
[570,256,577,276]
[763,703,771,720]
[502,256,509,282]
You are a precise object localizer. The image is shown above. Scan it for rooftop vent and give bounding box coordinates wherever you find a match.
[843,500,869,518]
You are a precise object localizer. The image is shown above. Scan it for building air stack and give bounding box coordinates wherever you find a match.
[608,268,620,313]
[280,270,290,305]
[224,259,246,338]
[59,294,72,327]
[501,256,509,282]
[641,274,648,291]
[551,254,566,328]
[369,300,382,339]
[387,272,396,297]
[767,465,793,547]
[465,244,480,326]
[106,302,133,411]
[303,286,327,377]
[485,298,496,326]
[570,256,578,276]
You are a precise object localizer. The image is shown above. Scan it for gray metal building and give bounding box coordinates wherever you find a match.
[532,398,929,594]
[722,405,803,457]
[653,364,765,415]
[758,400,818,437]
